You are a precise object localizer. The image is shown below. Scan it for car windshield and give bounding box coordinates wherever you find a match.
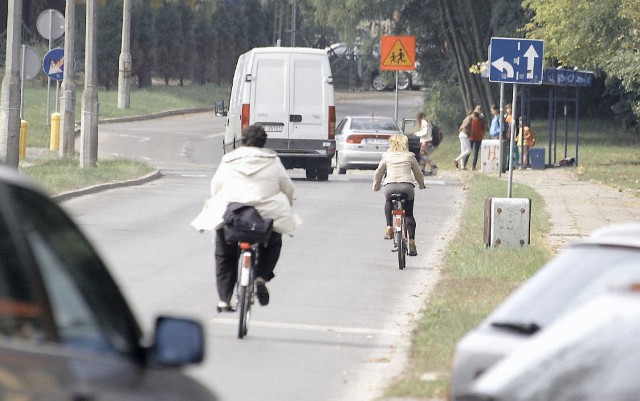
[351,118,398,131]
[485,245,640,330]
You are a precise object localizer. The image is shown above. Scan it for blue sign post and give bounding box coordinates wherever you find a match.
[489,38,544,85]
[43,48,65,81]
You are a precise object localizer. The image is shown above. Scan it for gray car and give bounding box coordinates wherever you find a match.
[0,166,217,400]
[449,223,640,400]
[461,288,640,401]
[334,116,402,174]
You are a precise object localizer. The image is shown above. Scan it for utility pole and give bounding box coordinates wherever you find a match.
[290,0,296,47]
[60,0,76,157]
[0,0,23,168]
[81,0,99,168]
[118,0,132,109]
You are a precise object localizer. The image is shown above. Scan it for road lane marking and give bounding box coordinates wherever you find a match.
[209,318,400,336]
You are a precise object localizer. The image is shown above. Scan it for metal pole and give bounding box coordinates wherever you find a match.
[0,0,23,167]
[507,84,517,198]
[498,82,504,178]
[290,0,296,47]
[118,0,132,109]
[394,71,399,123]
[60,0,76,158]
[81,0,99,168]
[46,9,53,127]
[20,45,26,120]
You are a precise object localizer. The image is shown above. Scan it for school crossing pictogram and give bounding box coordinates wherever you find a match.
[380,36,416,71]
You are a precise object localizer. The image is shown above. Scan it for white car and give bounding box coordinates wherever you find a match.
[334,116,403,174]
[449,223,640,400]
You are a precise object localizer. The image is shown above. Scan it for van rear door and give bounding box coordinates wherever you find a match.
[251,56,288,139]
[289,54,327,139]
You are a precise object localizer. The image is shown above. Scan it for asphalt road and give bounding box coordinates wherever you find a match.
[60,91,464,401]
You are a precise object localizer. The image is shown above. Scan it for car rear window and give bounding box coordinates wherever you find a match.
[351,118,399,131]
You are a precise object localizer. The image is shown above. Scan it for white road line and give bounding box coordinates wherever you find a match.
[210,318,400,336]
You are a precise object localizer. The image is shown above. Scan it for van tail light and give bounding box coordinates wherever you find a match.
[241,103,250,129]
[328,106,336,139]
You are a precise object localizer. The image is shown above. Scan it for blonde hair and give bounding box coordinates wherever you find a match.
[388,134,408,151]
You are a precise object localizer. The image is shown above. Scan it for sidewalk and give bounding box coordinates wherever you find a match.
[509,167,640,252]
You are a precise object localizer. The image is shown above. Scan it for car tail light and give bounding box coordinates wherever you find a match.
[345,135,365,144]
[241,103,250,129]
[328,106,336,139]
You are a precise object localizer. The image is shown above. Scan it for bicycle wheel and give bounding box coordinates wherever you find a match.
[396,219,406,270]
[237,250,254,339]
[237,284,249,338]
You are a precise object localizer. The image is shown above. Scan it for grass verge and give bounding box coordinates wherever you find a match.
[21,157,154,196]
[384,174,551,399]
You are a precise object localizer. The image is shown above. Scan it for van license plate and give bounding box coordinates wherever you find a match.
[262,124,283,132]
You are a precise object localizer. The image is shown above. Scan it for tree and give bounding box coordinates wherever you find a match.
[523,0,640,129]
[97,0,123,90]
[155,1,181,85]
[175,1,195,86]
[131,0,155,87]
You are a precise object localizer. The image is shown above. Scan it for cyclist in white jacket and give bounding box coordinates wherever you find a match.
[191,125,301,312]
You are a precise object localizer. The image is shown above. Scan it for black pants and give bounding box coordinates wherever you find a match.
[382,183,417,240]
[214,228,282,303]
[469,139,482,169]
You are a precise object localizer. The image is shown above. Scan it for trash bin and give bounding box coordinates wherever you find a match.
[529,147,545,170]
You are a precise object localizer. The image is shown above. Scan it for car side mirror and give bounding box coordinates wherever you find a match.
[150,316,205,366]
[215,100,227,117]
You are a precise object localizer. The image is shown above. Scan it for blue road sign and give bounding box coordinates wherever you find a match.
[543,69,594,87]
[43,48,65,81]
[489,38,544,84]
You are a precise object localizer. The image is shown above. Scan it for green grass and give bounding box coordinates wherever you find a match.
[21,157,154,196]
[430,118,639,194]
[384,174,550,399]
[21,80,231,148]
[18,82,230,194]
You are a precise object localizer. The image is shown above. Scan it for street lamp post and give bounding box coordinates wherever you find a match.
[118,0,132,109]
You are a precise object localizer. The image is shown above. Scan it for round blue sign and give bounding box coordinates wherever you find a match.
[43,48,65,81]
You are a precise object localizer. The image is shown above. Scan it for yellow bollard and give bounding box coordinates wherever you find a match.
[19,120,28,160]
[50,112,61,151]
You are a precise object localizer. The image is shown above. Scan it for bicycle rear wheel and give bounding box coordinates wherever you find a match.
[237,249,254,339]
[396,219,406,270]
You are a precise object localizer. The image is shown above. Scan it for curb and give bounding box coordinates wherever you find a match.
[53,169,164,202]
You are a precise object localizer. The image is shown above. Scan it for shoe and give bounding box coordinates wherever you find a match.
[431,164,438,169]
[216,302,235,313]
[255,278,270,306]
[453,159,459,169]
[408,240,417,256]
[384,226,393,240]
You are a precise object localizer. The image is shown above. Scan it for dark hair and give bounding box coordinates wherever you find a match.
[241,124,268,147]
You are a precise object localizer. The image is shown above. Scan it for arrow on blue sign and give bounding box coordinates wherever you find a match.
[489,38,544,84]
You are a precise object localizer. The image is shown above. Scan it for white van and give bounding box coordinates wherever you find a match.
[222,47,336,181]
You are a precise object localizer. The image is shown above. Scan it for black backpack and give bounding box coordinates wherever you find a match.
[431,126,444,147]
[223,203,273,244]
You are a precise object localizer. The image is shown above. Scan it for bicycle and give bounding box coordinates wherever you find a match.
[390,193,409,270]
[234,240,260,339]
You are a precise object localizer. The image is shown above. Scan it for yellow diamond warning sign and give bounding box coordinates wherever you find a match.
[380,36,415,71]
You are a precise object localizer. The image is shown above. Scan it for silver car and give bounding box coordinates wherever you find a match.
[450,223,640,400]
[334,116,402,174]
[0,166,217,400]
[463,288,640,401]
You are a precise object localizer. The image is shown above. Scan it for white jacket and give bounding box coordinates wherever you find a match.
[414,118,432,144]
[191,146,301,234]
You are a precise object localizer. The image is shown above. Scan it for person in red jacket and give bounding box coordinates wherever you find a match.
[468,105,487,171]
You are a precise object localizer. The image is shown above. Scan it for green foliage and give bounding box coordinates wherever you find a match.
[97,0,123,90]
[155,2,182,84]
[131,0,156,87]
[523,0,640,129]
